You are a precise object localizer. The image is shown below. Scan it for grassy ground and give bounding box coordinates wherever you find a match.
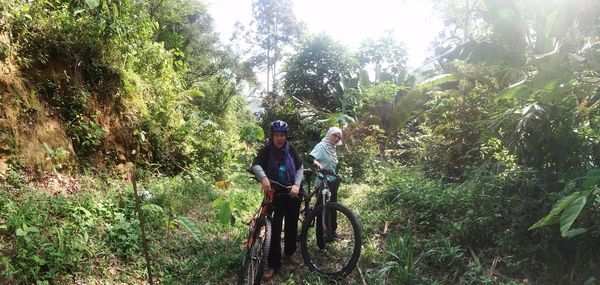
[4,166,593,284]
[0,167,482,284]
[0,167,390,284]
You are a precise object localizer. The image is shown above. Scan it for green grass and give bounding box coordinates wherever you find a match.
[0,167,412,284]
[2,165,598,284]
[0,169,232,284]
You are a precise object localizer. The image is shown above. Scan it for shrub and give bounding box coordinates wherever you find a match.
[339,123,387,183]
[380,159,600,284]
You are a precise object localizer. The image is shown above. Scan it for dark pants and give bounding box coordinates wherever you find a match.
[316,177,340,247]
[268,186,301,269]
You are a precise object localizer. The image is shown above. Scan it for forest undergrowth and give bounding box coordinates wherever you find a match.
[3,163,599,284]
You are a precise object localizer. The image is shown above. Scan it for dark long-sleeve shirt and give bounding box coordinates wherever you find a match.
[251,144,304,186]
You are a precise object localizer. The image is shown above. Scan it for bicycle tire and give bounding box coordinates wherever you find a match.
[238,217,272,285]
[300,202,362,279]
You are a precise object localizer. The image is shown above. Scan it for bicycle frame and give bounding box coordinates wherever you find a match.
[244,181,294,249]
[245,191,272,248]
[300,169,336,217]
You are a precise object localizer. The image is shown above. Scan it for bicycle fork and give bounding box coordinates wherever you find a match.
[246,218,257,248]
[320,187,332,236]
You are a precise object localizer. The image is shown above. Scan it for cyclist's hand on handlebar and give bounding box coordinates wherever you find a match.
[261,177,275,201]
[313,160,324,170]
[261,177,272,193]
[290,184,300,198]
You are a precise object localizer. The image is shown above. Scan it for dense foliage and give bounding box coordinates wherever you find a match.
[1,0,599,283]
[1,0,256,177]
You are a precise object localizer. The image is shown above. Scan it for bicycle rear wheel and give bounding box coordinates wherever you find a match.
[300,202,362,279]
[238,217,272,285]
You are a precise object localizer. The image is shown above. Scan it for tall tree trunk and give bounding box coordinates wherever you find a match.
[272,17,278,91]
[464,0,470,42]
[266,47,270,93]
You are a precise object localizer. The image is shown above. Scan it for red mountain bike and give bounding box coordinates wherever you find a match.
[238,184,275,285]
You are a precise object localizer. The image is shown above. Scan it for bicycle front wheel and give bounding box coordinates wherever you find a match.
[238,217,272,285]
[300,202,362,279]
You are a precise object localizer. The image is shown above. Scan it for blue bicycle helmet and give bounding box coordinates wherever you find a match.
[270,120,288,133]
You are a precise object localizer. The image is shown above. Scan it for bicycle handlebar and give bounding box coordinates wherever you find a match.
[248,166,337,182]
[304,168,337,177]
[317,168,337,177]
[268,179,293,189]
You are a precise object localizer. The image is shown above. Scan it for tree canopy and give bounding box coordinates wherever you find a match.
[283,34,357,112]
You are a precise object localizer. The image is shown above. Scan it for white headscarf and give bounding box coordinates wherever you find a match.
[320,127,342,164]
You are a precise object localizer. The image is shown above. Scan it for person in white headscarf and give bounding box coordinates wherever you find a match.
[309,127,342,176]
[307,127,343,244]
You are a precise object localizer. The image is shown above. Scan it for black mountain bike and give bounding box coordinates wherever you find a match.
[299,169,362,280]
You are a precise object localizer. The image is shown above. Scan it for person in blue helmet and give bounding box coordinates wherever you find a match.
[251,120,304,281]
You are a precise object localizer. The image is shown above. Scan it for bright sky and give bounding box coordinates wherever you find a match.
[205,0,443,69]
